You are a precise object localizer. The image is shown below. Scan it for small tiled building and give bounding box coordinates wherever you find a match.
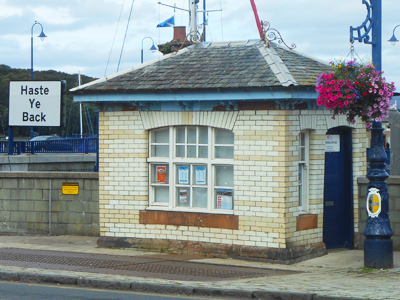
[71,40,368,263]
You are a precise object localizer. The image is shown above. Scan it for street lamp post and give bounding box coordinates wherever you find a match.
[388,25,400,45]
[31,21,47,80]
[30,21,47,138]
[351,0,393,269]
[141,37,157,64]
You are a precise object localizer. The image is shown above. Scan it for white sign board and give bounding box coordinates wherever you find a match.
[325,134,340,152]
[9,81,62,127]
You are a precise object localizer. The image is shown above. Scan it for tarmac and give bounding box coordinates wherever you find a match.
[0,236,398,300]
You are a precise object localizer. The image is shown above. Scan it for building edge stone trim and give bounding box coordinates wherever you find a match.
[97,237,327,264]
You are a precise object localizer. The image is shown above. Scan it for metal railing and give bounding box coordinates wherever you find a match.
[0,137,98,155]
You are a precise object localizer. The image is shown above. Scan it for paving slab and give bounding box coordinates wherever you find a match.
[0,236,398,300]
[0,247,299,281]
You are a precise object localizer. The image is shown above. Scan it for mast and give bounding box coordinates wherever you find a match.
[158,0,221,43]
[78,72,83,138]
[203,0,206,41]
[189,0,198,42]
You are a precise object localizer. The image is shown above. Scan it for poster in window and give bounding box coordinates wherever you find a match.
[178,166,189,184]
[195,166,206,185]
[157,166,167,183]
[179,189,188,203]
[216,189,233,210]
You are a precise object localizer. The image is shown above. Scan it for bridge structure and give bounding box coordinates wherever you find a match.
[0,137,99,172]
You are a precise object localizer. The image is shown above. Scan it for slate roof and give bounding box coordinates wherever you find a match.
[71,40,332,94]
[389,109,400,125]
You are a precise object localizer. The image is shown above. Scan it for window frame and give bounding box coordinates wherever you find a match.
[298,130,310,212]
[148,126,234,213]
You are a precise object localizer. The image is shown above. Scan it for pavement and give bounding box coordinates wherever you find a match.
[0,236,398,300]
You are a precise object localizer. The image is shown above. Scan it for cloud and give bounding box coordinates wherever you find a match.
[31,6,77,25]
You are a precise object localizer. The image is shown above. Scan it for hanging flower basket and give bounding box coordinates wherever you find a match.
[316,60,396,129]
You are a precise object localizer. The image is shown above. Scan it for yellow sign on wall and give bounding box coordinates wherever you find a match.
[62,183,79,195]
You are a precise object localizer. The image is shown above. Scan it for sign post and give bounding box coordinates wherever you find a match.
[8,80,64,155]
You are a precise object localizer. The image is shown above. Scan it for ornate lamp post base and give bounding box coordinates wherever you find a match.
[363,121,393,268]
[364,239,393,269]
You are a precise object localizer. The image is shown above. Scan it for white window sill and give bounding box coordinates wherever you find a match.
[293,209,310,217]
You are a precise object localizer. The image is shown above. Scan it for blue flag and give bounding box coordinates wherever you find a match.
[157,16,175,28]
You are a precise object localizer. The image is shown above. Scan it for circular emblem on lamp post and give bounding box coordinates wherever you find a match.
[366,187,382,218]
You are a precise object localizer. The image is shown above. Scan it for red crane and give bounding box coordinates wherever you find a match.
[250,0,263,39]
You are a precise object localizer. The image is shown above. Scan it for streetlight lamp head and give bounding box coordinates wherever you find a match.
[38,30,47,41]
[149,44,157,53]
[388,33,399,46]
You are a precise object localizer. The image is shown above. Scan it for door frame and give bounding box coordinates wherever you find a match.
[323,126,354,249]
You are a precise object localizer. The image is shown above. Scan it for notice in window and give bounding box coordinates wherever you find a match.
[157,166,167,183]
[179,189,188,203]
[195,166,206,185]
[216,189,233,210]
[178,166,189,184]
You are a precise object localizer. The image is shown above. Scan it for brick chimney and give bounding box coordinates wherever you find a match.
[173,26,186,40]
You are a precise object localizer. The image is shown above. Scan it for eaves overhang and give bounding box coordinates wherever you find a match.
[72,87,318,103]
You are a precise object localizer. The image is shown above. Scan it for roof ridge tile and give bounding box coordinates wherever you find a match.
[257,44,298,87]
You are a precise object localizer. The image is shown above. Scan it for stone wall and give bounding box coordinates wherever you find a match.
[358,176,400,250]
[0,172,99,236]
[0,154,96,172]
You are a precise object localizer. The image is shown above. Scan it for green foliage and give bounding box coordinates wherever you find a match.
[0,64,98,138]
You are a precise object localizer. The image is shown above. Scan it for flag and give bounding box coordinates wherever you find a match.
[157,16,175,28]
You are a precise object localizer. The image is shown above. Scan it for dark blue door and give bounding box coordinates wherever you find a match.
[323,127,354,249]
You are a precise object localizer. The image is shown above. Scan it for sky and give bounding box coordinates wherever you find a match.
[1,0,400,90]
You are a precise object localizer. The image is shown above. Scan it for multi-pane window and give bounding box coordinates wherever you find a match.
[148,126,234,211]
[298,131,309,211]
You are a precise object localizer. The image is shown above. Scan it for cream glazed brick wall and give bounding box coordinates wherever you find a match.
[98,110,367,249]
[98,111,149,237]
[233,110,293,249]
[99,110,291,249]
[286,110,367,248]
[351,121,368,238]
